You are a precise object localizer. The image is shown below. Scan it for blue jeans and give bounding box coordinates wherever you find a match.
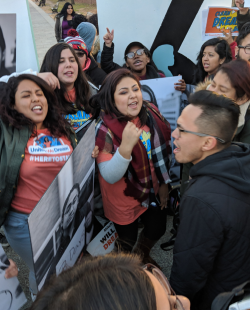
[3,211,37,294]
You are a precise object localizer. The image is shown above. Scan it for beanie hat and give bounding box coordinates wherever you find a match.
[64,29,88,55]
[76,22,96,53]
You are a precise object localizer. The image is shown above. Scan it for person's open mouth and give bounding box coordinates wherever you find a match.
[32,105,43,115]
[133,60,143,66]
[128,101,138,109]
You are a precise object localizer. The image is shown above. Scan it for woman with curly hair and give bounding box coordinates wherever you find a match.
[0,74,79,297]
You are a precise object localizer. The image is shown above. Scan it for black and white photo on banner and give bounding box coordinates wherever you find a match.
[28,122,96,291]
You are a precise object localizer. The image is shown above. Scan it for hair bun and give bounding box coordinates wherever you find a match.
[67,29,79,37]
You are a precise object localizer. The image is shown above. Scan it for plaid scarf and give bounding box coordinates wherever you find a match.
[95,103,172,207]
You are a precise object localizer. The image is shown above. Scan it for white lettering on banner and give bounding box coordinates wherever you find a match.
[28,145,71,155]
[30,155,69,162]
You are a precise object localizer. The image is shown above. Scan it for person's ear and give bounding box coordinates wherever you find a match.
[146,56,150,64]
[237,93,249,105]
[235,45,239,58]
[201,136,217,152]
[220,57,226,65]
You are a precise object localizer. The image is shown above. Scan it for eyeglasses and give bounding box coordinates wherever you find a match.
[126,48,145,59]
[177,127,226,144]
[143,264,185,310]
[238,45,250,54]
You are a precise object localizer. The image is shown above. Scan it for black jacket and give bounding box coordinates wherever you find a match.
[101,43,162,80]
[237,10,250,32]
[85,56,106,88]
[170,143,250,310]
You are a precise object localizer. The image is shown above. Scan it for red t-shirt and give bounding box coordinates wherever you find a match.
[11,129,73,214]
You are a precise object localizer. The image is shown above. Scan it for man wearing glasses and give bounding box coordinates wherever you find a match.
[170,90,250,310]
[101,28,165,80]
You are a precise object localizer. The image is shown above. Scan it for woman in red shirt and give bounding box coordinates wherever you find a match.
[92,69,172,266]
[0,74,93,296]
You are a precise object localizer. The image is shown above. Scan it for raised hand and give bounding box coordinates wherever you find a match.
[103,28,114,47]
[220,28,234,45]
[235,0,249,15]
[119,122,143,159]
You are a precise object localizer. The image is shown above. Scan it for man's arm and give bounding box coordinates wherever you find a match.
[236,0,250,31]
[101,43,121,74]
[170,195,224,300]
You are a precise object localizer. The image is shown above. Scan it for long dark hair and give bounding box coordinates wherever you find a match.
[193,38,232,85]
[217,59,250,100]
[0,74,72,139]
[30,253,157,310]
[56,2,76,19]
[90,68,148,126]
[40,43,91,115]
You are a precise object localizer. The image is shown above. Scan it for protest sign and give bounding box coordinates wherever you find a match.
[0,245,27,310]
[28,122,95,291]
[87,222,118,256]
[140,76,182,133]
[0,14,16,78]
[97,0,231,84]
[205,7,238,37]
[1,0,38,73]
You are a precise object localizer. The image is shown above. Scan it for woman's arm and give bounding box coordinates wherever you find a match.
[98,148,132,184]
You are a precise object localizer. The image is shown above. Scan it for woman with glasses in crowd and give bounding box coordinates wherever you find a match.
[101,28,165,80]
[91,68,171,265]
[30,253,190,310]
[55,2,76,42]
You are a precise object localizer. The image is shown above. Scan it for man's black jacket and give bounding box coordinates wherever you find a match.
[170,143,250,310]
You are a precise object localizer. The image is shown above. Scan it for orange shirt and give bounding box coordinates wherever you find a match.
[11,129,73,214]
[97,122,159,225]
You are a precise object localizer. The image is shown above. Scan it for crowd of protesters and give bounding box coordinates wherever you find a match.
[0,0,250,309]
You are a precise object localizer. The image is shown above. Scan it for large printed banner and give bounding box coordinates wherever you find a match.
[0,245,27,310]
[1,0,38,73]
[28,122,95,291]
[205,7,238,37]
[97,0,232,84]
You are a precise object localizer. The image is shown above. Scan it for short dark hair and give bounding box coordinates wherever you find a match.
[72,14,88,30]
[237,22,250,45]
[30,253,156,310]
[88,14,99,35]
[0,74,72,139]
[193,38,232,84]
[189,90,240,145]
[90,68,148,126]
